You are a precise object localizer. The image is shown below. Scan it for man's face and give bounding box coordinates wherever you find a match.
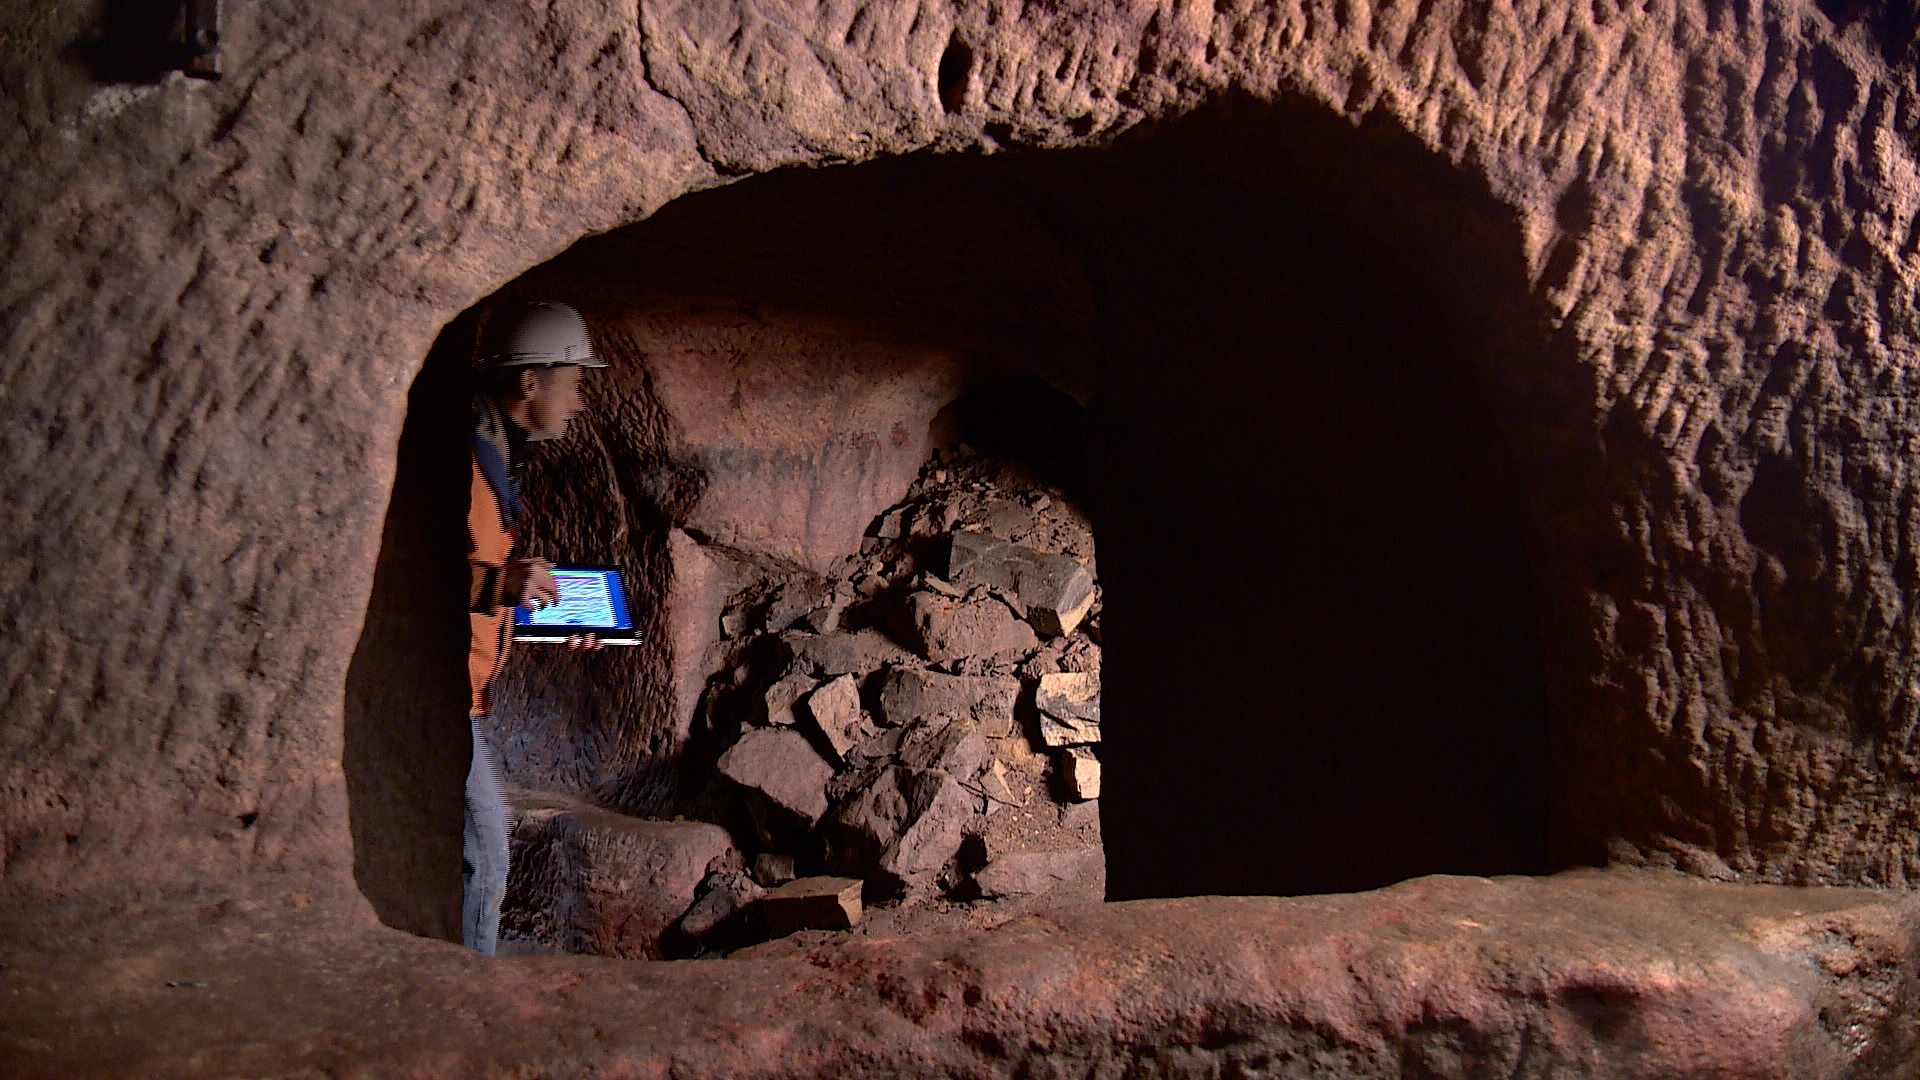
[520,364,587,442]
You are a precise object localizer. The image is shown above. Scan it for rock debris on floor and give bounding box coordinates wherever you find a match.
[506,450,1108,957]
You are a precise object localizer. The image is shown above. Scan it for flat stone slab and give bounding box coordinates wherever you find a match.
[6,872,1920,1078]
[758,876,864,937]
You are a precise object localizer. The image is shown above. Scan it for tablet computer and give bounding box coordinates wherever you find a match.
[512,565,641,644]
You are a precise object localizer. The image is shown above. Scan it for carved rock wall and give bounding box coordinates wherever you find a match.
[2,0,1918,924]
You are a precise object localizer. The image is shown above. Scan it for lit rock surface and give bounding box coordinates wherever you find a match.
[3,873,1917,1078]
[4,0,1920,1071]
[502,792,735,960]
[3,0,1918,912]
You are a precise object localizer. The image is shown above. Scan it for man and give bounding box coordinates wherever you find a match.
[465,299,606,955]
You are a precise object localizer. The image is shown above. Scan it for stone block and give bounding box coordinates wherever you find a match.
[876,669,1019,737]
[1035,671,1101,746]
[503,793,736,960]
[763,669,815,726]
[759,876,864,937]
[829,766,977,888]
[717,729,834,836]
[902,592,1038,664]
[946,531,1095,636]
[1057,747,1101,801]
[801,674,864,761]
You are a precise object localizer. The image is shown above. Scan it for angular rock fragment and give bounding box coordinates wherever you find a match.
[677,869,765,942]
[1035,670,1101,746]
[876,669,1019,736]
[800,586,851,634]
[717,729,833,837]
[829,766,976,888]
[947,531,1095,636]
[971,847,1105,899]
[903,592,1038,664]
[801,674,864,762]
[782,628,913,676]
[872,509,906,540]
[764,579,832,634]
[762,669,815,727]
[976,759,1022,813]
[1056,747,1101,801]
[896,720,991,782]
[503,792,736,960]
[759,876,864,937]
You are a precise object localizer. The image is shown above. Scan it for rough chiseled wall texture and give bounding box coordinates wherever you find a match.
[0,0,1917,919]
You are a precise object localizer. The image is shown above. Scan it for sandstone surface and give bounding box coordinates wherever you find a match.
[503,791,735,960]
[2,873,1916,1078]
[5,0,1920,1073]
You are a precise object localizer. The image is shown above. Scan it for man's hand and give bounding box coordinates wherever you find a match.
[564,634,606,652]
[502,557,558,610]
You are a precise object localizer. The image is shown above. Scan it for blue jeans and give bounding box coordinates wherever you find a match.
[463,715,511,956]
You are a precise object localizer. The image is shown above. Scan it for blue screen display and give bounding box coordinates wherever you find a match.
[513,568,633,630]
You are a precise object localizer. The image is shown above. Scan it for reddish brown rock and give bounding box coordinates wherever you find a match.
[972,846,1106,900]
[760,668,815,727]
[716,729,833,838]
[781,628,914,678]
[946,530,1096,636]
[503,792,735,960]
[1055,747,1102,801]
[876,668,1020,736]
[799,673,863,761]
[1035,670,1101,747]
[902,592,1040,665]
[758,875,864,937]
[4,0,1920,1074]
[828,766,977,890]
[5,873,1919,1077]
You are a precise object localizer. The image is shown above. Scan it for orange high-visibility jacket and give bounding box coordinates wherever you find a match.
[468,408,520,716]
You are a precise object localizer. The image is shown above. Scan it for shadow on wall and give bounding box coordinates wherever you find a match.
[340,319,479,941]
[67,1,198,84]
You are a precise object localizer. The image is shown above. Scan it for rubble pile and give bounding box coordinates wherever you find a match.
[687,450,1105,951]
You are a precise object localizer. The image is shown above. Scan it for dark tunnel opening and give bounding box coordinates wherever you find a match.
[346,97,1562,941]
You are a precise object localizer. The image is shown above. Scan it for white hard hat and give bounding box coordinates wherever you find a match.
[479,300,606,368]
